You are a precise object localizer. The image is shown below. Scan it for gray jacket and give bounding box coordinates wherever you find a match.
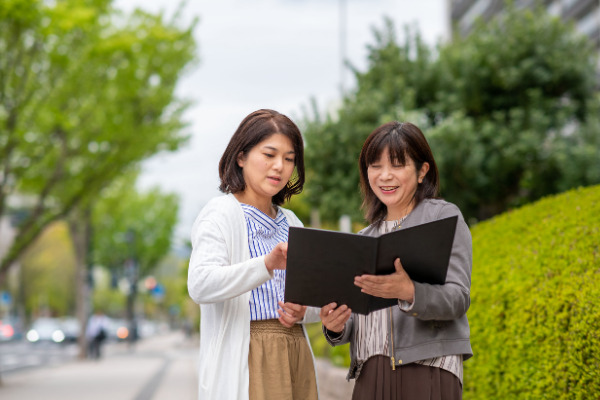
[325,198,473,378]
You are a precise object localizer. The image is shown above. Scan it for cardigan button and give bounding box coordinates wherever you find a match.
[412,312,418,316]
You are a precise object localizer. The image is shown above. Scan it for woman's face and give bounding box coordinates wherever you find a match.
[237,133,296,204]
[367,147,428,219]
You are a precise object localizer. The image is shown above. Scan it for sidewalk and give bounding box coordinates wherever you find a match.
[0,330,353,400]
[0,331,198,400]
[315,358,355,400]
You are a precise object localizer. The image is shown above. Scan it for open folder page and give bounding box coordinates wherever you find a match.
[284,216,458,315]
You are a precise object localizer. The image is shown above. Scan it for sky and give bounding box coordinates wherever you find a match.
[113,0,449,245]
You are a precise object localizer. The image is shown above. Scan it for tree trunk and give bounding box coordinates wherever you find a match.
[68,205,93,360]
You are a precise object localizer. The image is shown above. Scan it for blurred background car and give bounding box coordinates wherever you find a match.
[26,317,65,344]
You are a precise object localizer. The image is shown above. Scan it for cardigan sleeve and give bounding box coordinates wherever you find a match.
[188,218,273,304]
[301,306,321,324]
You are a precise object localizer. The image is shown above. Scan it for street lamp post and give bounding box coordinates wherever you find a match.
[124,229,138,345]
[339,0,347,94]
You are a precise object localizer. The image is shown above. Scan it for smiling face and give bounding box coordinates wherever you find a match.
[236,133,296,212]
[359,122,439,224]
[367,147,429,220]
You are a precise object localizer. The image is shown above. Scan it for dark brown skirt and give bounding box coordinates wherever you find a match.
[351,355,462,400]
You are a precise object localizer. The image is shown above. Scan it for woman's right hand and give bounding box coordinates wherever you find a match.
[320,302,351,333]
[264,242,288,273]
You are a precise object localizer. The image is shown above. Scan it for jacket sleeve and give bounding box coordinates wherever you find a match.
[188,218,272,304]
[322,314,354,346]
[407,203,472,320]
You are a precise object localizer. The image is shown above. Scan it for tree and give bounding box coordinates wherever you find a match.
[428,6,598,220]
[302,20,438,224]
[92,175,179,280]
[18,221,77,318]
[0,0,198,283]
[91,173,179,342]
[302,6,600,225]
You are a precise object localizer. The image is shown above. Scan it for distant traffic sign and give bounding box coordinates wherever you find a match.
[0,291,12,306]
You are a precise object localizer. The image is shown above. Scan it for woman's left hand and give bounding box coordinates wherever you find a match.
[354,258,415,301]
[277,301,307,328]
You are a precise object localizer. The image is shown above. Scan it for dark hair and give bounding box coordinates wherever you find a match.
[218,109,305,206]
[359,121,439,225]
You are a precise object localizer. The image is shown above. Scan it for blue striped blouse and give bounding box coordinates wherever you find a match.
[241,203,289,321]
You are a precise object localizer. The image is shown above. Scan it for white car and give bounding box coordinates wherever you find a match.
[26,317,65,343]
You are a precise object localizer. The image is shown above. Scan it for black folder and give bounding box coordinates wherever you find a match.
[284,216,458,315]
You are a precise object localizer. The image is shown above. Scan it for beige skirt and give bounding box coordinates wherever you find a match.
[248,319,318,400]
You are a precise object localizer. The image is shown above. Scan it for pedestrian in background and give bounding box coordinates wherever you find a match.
[188,109,320,400]
[320,121,473,400]
[86,309,109,360]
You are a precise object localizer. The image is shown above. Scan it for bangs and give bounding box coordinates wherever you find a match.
[364,128,409,166]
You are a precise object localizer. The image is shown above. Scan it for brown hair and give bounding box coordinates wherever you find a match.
[359,121,439,225]
[218,109,305,205]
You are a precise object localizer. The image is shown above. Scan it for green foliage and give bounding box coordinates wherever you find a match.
[306,322,351,367]
[0,0,198,282]
[20,221,77,317]
[302,20,436,225]
[90,267,126,316]
[431,6,598,221]
[92,173,179,277]
[302,5,600,225]
[441,7,594,119]
[464,185,600,399]
[89,253,194,323]
[284,190,311,225]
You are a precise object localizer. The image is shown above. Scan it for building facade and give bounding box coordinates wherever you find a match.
[450,0,600,49]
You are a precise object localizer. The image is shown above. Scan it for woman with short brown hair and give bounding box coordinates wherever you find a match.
[321,121,473,400]
[189,109,319,400]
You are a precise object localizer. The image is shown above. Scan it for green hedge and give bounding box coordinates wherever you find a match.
[464,185,600,399]
[307,322,351,367]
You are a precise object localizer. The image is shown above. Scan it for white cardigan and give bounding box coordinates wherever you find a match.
[188,194,319,399]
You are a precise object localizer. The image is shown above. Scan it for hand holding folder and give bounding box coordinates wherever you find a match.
[284,216,458,315]
[353,257,415,303]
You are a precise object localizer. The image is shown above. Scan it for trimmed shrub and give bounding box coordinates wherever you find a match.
[464,185,600,399]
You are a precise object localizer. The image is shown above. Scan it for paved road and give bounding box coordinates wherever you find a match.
[0,330,353,400]
[0,340,79,374]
